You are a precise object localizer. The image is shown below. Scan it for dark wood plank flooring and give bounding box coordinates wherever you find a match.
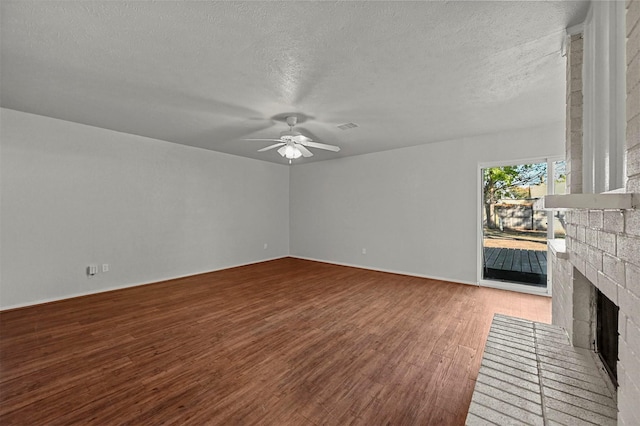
[0,257,551,425]
[483,247,547,274]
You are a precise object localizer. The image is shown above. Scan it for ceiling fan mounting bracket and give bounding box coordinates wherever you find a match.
[270,112,312,125]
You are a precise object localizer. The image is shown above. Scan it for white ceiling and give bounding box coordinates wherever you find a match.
[1,1,589,165]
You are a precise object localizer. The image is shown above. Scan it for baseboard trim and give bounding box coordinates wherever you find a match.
[290,255,479,287]
[2,255,485,311]
[0,256,288,312]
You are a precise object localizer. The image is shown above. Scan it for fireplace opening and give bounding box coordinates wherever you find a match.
[596,288,619,387]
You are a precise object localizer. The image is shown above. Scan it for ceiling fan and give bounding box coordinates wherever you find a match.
[244,116,340,163]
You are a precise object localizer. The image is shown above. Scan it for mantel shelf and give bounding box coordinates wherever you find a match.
[534,193,640,211]
[548,239,569,259]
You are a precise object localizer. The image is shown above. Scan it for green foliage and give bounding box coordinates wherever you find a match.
[483,163,547,204]
[483,163,548,229]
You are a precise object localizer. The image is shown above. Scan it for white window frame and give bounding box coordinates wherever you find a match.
[477,156,564,297]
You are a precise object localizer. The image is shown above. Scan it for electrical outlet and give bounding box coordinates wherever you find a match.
[264,243,268,250]
[362,248,367,255]
[102,264,109,272]
[87,265,98,276]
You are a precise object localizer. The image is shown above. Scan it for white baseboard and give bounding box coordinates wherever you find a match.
[3,255,493,311]
[290,255,479,287]
[0,256,288,311]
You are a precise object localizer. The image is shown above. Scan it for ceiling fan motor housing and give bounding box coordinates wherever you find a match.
[280,130,302,138]
[286,116,298,127]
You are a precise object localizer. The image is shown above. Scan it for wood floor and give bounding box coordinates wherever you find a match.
[0,258,551,425]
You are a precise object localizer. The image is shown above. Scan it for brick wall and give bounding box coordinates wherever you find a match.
[552,1,640,425]
[551,33,584,341]
[629,0,640,193]
[559,182,640,426]
[550,244,573,339]
[566,33,583,194]
[618,2,640,424]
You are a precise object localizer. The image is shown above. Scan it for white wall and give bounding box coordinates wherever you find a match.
[290,123,564,285]
[0,108,564,309]
[0,108,290,309]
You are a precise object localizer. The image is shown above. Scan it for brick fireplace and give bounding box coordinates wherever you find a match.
[597,285,620,386]
[550,2,640,425]
[559,266,620,385]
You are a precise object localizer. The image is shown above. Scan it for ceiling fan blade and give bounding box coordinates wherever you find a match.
[243,138,283,142]
[296,144,314,157]
[292,134,311,143]
[258,142,285,152]
[300,140,341,152]
[295,126,321,142]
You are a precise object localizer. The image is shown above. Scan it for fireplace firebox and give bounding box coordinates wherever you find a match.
[596,288,619,388]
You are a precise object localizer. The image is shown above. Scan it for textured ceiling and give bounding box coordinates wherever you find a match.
[1,1,589,164]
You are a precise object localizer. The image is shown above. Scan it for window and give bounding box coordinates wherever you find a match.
[479,157,564,294]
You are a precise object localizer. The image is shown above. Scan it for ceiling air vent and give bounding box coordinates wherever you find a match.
[337,122,358,130]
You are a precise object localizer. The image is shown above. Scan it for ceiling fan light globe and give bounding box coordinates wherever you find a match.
[283,145,302,159]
